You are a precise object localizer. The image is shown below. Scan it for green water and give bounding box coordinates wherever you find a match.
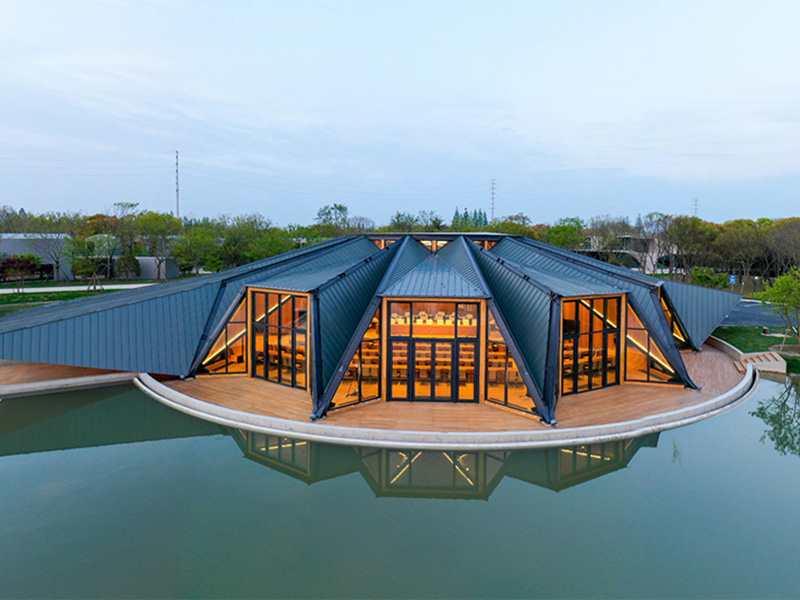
[1,378,799,599]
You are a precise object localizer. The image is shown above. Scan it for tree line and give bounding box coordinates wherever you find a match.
[1,204,798,292]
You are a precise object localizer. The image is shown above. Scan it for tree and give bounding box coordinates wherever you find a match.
[666,216,719,282]
[750,379,800,457]
[488,213,539,238]
[216,214,268,268]
[636,212,673,274]
[66,237,105,290]
[24,212,82,281]
[587,215,633,263]
[111,202,141,254]
[245,228,296,262]
[387,212,418,232]
[115,254,141,281]
[349,216,376,232]
[757,267,800,340]
[315,204,350,237]
[768,218,800,277]
[715,219,768,294]
[0,255,39,292]
[173,221,219,274]
[136,211,183,279]
[545,217,585,250]
[417,211,445,232]
[688,266,728,290]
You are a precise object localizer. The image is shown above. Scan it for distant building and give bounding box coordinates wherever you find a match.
[0,233,73,280]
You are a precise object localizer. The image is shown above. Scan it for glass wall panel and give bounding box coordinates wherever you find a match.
[390,303,411,337]
[433,342,453,400]
[660,295,690,348]
[330,308,381,409]
[294,296,308,328]
[333,351,360,409]
[456,342,474,401]
[388,300,480,402]
[199,298,248,375]
[484,311,537,415]
[253,328,265,378]
[506,354,529,411]
[487,341,506,403]
[625,303,681,383]
[487,312,503,343]
[267,293,279,326]
[280,295,293,327]
[391,341,408,399]
[457,304,479,338]
[251,291,307,389]
[561,297,621,396]
[361,339,380,400]
[414,341,432,398]
[412,302,456,338]
[253,293,266,323]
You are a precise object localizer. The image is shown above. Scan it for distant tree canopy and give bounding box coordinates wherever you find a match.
[757,267,800,339]
[2,201,800,284]
[545,217,585,250]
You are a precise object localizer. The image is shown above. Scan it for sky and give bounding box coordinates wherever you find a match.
[1,0,799,227]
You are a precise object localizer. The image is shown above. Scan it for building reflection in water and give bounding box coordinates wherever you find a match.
[232,429,660,499]
[0,386,658,499]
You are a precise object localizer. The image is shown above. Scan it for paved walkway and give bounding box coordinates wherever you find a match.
[0,283,156,294]
[721,299,787,327]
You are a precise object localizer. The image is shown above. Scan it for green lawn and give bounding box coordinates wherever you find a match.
[0,290,112,305]
[0,278,166,289]
[712,326,797,353]
[713,325,799,374]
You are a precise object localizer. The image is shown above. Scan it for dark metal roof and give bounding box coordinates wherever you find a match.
[318,243,399,390]
[250,237,378,292]
[0,237,352,375]
[472,245,552,399]
[494,237,695,388]
[378,237,431,292]
[661,280,741,348]
[382,254,486,298]
[490,238,626,297]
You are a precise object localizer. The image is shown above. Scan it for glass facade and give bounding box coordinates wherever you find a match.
[625,303,681,384]
[387,300,479,402]
[486,312,533,413]
[251,291,308,388]
[198,298,248,375]
[332,308,381,409]
[561,297,621,395]
[661,294,691,349]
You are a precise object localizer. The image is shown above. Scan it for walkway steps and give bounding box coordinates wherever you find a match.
[734,351,786,374]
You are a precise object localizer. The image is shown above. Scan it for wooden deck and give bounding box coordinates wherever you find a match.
[0,360,120,385]
[164,344,745,433]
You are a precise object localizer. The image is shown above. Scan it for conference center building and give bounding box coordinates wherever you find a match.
[0,233,741,427]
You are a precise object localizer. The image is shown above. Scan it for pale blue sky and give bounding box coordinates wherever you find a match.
[1,0,799,225]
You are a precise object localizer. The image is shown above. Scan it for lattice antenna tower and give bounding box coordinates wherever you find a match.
[175,151,180,219]
[491,179,496,221]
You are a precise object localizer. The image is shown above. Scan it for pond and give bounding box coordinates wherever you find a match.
[1,377,799,599]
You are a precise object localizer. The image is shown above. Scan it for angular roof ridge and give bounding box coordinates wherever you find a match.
[382,253,486,298]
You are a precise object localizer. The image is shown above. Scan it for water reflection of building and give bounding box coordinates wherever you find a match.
[0,386,222,458]
[0,386,658,499]
[233,430,660,499]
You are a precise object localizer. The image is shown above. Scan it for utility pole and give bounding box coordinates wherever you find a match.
[490,179,496,221]
[175,150,180,219]
[693,197,698,217]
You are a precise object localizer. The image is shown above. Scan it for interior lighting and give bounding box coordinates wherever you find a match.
[202,295,294,366]
[578,299,675,375]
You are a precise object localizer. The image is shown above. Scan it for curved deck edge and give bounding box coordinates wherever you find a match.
[134,366,759,451]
